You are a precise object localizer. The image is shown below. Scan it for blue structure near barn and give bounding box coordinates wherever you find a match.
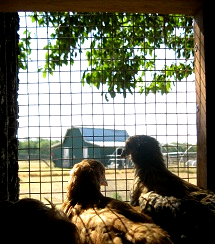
[51,126,129,168]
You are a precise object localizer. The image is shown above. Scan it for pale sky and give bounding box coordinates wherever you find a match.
[18,67,197,144]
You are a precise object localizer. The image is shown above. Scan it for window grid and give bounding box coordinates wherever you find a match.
[18,12,196,205]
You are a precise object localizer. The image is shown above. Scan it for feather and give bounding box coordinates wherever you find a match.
[3,197,81,243]
[62,159,173,244]
[121,135,215,244]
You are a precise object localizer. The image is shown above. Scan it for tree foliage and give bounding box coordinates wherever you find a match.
[19,12,194,101]
[18,138,59,159]
[162,143,197,153]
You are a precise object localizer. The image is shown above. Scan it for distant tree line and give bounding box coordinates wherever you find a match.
[18,138,60,160]
[162,143,197,153]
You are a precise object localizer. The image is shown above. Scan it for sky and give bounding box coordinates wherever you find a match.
[17,13,197,145]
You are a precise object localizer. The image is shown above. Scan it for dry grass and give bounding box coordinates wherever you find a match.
[18,160,197,206]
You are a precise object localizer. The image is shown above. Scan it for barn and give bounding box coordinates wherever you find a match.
[51,126,129,168]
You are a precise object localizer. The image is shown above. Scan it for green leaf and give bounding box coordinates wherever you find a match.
[43,71,47,79]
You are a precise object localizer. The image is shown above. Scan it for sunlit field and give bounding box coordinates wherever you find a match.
[19,160,197,206]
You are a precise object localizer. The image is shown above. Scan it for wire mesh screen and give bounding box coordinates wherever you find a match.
[18,12,196,205]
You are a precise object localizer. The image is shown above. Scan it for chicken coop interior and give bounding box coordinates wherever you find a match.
[0,0,213,207]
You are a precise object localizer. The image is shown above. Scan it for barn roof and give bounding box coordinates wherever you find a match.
[52,126,129,148]
[79,127,129,147]
[80,127,128,141]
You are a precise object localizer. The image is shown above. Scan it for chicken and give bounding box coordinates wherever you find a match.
[121,134,215,244]
[2,197,81,243]
[61,159,173,244]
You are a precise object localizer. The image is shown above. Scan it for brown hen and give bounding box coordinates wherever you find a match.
[121,134,215,244]
[2,197,81,243]
[61,159,173,244]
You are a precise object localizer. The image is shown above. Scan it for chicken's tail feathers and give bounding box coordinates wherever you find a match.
[126,223,173,244]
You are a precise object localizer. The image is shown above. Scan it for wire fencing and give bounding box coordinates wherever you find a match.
[18,12,196,205]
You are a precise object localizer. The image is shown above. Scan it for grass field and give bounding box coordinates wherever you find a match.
[18,160,197,206]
